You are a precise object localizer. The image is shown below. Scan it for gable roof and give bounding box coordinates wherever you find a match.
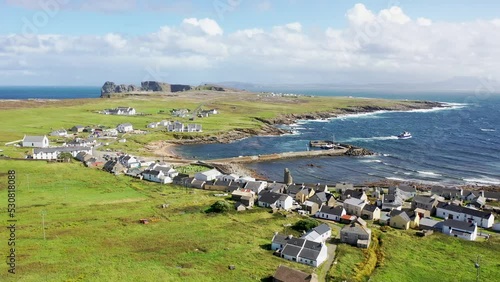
[259,192,283,205]
[398,184,416,193]
[342,189,364,199]
[362,204,379,213]
[413,196,436,205]
[23,135,47,143]
[312,223,331,235]
[389,210,411,222]
[341,221,371,236]
[437,202,492,219]
[443,219,477,232]
[344,197,365,207]
[273,265,313,282]
[319,205,345,216]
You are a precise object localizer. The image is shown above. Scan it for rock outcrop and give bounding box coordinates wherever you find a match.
[101,81,193,97]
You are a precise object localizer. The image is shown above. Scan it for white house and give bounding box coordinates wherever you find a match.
[117,123,134,133]
[316,205,346,222]
[194,169,222,182]
[244,181,268,194]
[436,202,494,228]
[442,219,477,241]
[105,107,136,115]
[300,224,332,243]
[119,155,140,168]
[276,195,293,210]
[279,237,328,267]
[141,169,172,184]
[50,129,68,137]
[22,135,49,148]
[343,197,367,217]
[147,122,159,128]
[258,192,293,210]
[32,146,92,160]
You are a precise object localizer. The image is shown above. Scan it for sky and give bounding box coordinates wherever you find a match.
[1,0,500,86]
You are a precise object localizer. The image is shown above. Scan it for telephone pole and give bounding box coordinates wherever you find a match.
[40,210,47,240]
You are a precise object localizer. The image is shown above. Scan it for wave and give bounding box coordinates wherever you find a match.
[480,128,496,132]
[360,159,383,163]
[385,177,407,182]
[417,171,443,177]
[336,111,388,119]
[463,177,500,186]
[345,136,399,142]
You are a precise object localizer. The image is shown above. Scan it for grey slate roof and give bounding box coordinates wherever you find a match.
[272,234,289,246]
[343,189,364,199]
[33,146,90,154]
[259,192,283,205]
[443,219,476,232]
[319,205,344,216]
[281,244,302,257]
[437,202,492,219]
[390,210,411,222]
[312,224,330,236]
[413,196,436,205]
[23,136,46,143]
[362,204,378,212]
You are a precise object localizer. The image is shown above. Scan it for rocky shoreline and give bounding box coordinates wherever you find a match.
[165,100,446,145]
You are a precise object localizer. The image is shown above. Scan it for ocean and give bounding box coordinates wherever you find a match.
[1,86,498,186]
[174,90,500,187]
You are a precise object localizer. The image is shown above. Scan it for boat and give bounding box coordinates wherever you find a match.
[397,131,412,139]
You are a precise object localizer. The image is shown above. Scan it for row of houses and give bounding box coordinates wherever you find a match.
[102,107,136,115]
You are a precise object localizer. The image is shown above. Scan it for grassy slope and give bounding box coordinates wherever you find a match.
[0,160,314,281]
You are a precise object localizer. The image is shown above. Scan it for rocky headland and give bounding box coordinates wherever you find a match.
[100,81,232,98]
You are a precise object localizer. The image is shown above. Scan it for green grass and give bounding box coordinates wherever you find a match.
[0,160,315,281]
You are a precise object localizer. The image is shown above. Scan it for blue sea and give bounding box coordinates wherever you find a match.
[174,90,500,186]
[1,86,498,186]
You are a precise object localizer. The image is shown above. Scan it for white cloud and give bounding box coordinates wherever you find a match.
[417,17,433,26]
[182,18,223,36]
[1,8,500,85]
[257,1,272,12]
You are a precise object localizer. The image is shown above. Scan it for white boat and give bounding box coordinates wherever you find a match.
[397,131,412,139]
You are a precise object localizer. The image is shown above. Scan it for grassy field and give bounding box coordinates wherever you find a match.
[0,159,318,281]
[0,91,419,158]
[327,226,500,282]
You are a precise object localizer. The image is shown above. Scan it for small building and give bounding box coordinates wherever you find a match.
[380,193,403,211]
[258,192,293,210]
[273,265,318,282]
[267,182,288,194]
[340,219,372,248]
[419,217,441,231]
[204,179,233,191]
[302,201,319,215]
[442,219,477,241]
[244,180,268,195]
[147,122,160,128]
[32,146,92,160]
[411,196,439,215]
[141,169,172,184]
[341,189,367,202]
[117,123,134,133]
[334,182,354,193]
[343,197,366,217]
[361,204,381,220]
[194,169,222,182]
[308,192,336,207]
[50,129,68,137]
[22,135,49,148]
[300,224,332,243]
[316,205,346,222]
[278,237,328,267]
[389,210,411,230]
[71,125,85,133]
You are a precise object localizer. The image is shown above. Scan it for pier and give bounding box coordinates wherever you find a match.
[205,143,370,164]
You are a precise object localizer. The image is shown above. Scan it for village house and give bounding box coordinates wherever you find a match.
[244,180,268,194]
[147,122,160,128]
[185,124,202,132]
[190,179,206,189]
[389,210,411,230]
[32,146,92,160]
[195,169,222,182]
[436,202,494,228]
[295,187,315,203]
[411,196,439,215]
[468,196,486,209]
[302,201,319,215]
[22,135,49,148]
[341,189,367,202]
[431,186,463,200]
[231,189,255,207]
[103,160,126,175]
[272,265,318,282]
[141,169,172,184]
[218,173,240,182]
[361,204,381,220]
[483,191,500,201]
[204,179,233,191]
[65,138,96,147]
[395,184,417,200]
[334,182,354,193]
[340,218,371,248]
[117,123,134,133]
[316,205,346,222]
[50,129,68,137]
[300,224,332,243]
[442,219,478,241]
[118,155,140,168]
[380,193,403,211]
[258,192,293,210]
[167,121,184,132]
[267,182,288,194]
[272,235,328,267]
[419,217,441,231]
[171,109,189,117]
[71,125,85,133]
[343,197,366,217]
[311,183,329,193]
[286,184,305,197]
[308,192,336,207]
[104,107,136,115]
[234,175,256,184]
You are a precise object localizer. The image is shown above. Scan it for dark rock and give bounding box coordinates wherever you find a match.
[141,81,171,92]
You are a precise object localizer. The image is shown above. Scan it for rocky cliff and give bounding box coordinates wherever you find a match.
[101,81,192,97]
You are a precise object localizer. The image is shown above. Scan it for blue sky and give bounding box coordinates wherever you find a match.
[1,0,499,86]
